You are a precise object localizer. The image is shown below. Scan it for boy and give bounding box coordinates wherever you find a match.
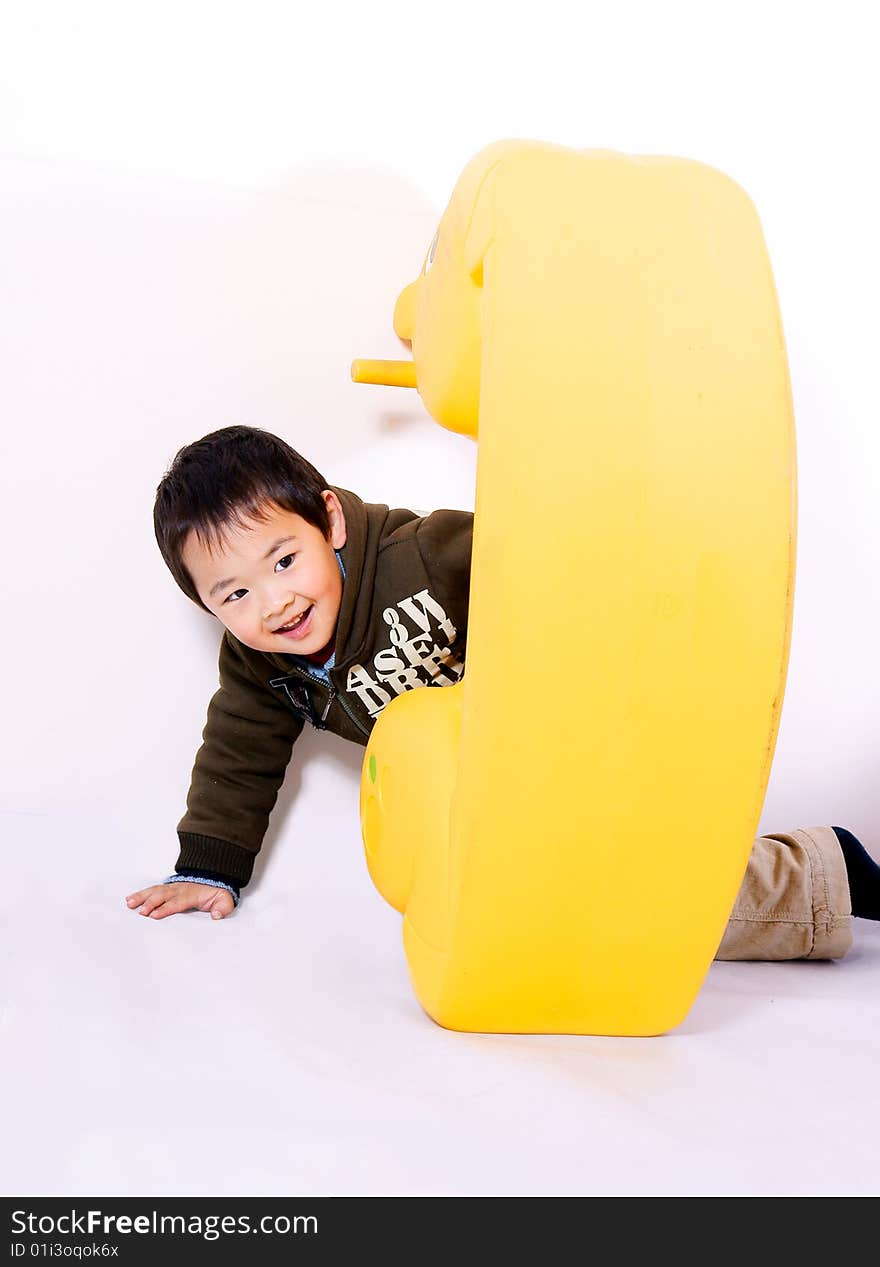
[126,426,880,960]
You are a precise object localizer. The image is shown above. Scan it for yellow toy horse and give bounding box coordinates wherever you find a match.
[352,140,796,1035]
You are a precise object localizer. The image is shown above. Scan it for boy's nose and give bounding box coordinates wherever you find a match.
[264,594,296,621]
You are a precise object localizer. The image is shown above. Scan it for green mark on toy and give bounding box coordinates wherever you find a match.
[369,754,377,783]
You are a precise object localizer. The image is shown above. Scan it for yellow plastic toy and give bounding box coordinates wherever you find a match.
[352,140,796,1036]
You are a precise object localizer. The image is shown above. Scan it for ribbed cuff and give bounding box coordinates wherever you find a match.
[175,832,257,887]
[165,875,240,907]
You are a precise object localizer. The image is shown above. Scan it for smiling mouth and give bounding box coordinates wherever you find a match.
[275,606,313,634]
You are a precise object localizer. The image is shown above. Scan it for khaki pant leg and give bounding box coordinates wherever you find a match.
[715,826,853,961]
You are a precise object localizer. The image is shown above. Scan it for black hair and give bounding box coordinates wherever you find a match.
[153,425,331,612]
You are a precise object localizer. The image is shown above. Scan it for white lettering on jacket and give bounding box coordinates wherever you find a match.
[345,588,464,719]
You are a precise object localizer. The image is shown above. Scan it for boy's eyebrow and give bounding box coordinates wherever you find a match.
[208,535,298,599]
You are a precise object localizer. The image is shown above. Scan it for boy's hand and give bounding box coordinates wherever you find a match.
[125,882,235,920]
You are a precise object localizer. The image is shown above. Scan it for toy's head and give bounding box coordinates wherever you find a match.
[352,139,556,437]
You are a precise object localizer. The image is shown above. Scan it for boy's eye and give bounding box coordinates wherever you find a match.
[224,554,296,604]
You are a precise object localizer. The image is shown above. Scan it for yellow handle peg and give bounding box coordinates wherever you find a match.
[350,359,417,388]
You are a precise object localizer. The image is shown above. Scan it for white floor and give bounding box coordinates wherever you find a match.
[3,114,879,1200]
[3,802,878,1198]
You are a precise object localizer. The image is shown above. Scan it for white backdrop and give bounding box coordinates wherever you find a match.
[1,1,879,1197]
[2,0,877,842]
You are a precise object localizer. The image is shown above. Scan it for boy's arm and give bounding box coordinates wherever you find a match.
[174,629,305,888]
[127,632,301,919]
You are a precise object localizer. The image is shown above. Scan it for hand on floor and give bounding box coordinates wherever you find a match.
[124,881,235,920]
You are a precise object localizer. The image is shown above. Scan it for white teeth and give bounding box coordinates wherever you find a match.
[278,607,310,632]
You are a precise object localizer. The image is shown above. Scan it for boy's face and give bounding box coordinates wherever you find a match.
[183,491,347,658]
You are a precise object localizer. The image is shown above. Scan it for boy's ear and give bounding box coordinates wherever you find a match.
[325,490,347,548]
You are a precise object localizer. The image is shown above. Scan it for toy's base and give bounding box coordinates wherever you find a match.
[403,913,695,1038]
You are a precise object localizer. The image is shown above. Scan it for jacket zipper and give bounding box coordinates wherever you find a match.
[326,681,372,738]
[269,662,371,739]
